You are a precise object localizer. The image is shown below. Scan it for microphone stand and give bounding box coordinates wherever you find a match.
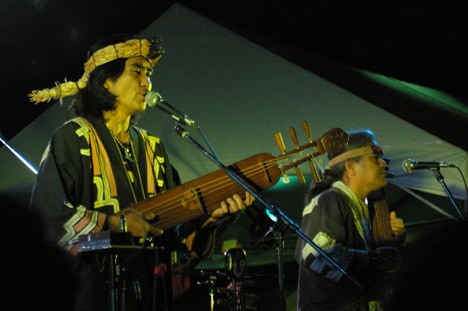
[258,222,287,311]
[172,122,364,291]
[432,168,465,221]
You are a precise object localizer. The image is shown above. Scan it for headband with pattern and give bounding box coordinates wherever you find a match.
[29,37,164,104]
[326,146,375,169]
[318,128,381,169]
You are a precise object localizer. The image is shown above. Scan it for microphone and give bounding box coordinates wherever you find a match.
[145,91,198,128]
[402,158,457,173]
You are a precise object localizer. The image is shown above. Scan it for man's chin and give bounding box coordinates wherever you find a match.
[381,179,388,188]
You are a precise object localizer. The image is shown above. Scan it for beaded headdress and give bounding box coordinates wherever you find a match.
[29,37,164,104]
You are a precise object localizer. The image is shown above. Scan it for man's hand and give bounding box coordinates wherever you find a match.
[109,212,163,237]
[390,211,406,237]
[203,192,254,227]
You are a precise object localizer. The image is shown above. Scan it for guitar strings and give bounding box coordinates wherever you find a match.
[141,151,317,222]
[373,201,392,236]
[140,156,279,214]
[148,152,291,210]
[141,151,320,226]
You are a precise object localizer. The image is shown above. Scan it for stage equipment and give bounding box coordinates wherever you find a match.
[402,158,465,221]
[78,231,174,311]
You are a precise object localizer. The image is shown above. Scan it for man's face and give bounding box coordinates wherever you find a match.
[105,56,153,115]
[353,143,388,193]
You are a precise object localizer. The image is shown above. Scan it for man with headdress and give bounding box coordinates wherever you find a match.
[29,34,252,310]
[295,129,406,311]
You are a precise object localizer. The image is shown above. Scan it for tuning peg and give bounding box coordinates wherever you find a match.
[302,121,313,143]
[275,132,290,183]
[289,126,307,184]
[309,160,321,183]
[274,132,286,154]
[296,166,306,184]
[314,138,326,155]
[288,127,300,149]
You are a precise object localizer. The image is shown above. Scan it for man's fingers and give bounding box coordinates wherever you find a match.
[149,226,164,236]
[245,192,255,205]
[232,194,245,211]
[144,213,160,224]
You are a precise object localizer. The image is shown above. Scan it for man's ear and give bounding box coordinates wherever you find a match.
[344,160,356,176]
[103,78,112,90]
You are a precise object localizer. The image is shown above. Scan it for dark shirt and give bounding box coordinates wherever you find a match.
[30,117,213,310]
[295,181,385,311]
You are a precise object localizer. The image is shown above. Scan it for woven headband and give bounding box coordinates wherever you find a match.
[326,146,374,169]
[29,37,164,104]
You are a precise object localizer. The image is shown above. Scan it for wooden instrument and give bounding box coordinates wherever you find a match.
[117,122,337,230]
[370,188,396,247]
[368,171,399,304]
[369,169,397,248]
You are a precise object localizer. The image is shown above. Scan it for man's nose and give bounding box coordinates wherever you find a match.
[141,74,151,87]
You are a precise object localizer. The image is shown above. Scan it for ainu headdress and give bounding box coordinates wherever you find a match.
[29,37,164,104]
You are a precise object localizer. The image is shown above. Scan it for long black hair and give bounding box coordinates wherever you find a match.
[304,129,376,205]
[68,34,137,120]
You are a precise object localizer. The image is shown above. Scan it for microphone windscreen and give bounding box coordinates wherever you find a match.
[401,159,414,173]
[145,91,161,107]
